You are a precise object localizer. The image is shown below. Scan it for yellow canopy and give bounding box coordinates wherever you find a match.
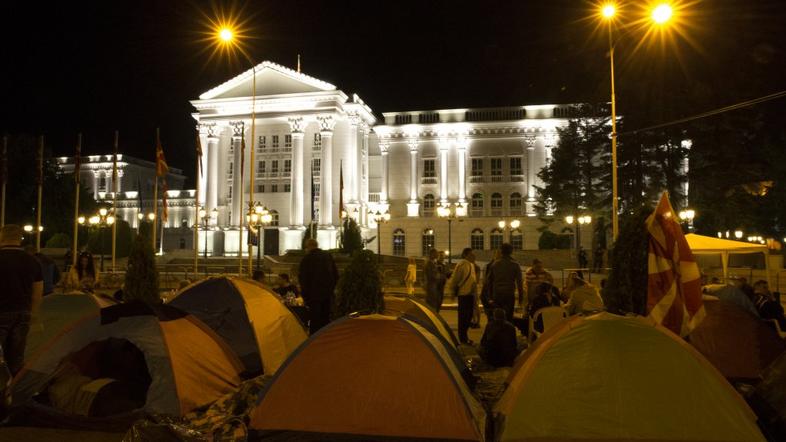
[685,234,770,284]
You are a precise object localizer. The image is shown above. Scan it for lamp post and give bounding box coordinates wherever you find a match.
[497,219,521,244]
[437,202,466,266]
[372,210,391,263]
[599,3,674,240]
[565,214,592,263]
[246,202,272,273]
[678,209,696,231]
[79,207,115,272]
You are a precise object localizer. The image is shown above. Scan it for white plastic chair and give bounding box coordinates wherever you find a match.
[767,319,786,339]
[528,306,567,343]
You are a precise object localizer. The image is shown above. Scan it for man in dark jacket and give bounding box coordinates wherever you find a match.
[479,308,519,367]
[485,243,524,322]
[298,239,339,334]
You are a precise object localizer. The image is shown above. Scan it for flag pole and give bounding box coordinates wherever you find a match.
[238,123,245,276]
[152,128,159,252]
[194,127,201,277]
[247,66,256,276]
[35,136,44,252]
[112,130,119,272]
[72,134,82,266]
[1,135,7,227]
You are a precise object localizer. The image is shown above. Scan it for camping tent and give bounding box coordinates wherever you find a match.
[686,233,770,284]
[383,294,459,347]
[689,297,785,380]
[248,314,486,441]
[494,313,765,441]
[168,277,308,377]
[12,302,242,423]
[25,293,115,360]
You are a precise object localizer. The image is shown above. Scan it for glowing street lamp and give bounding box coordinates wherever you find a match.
[734,230,744,240]
[218,27,234,43]
[678,209,696,230]
[438,202,465,265]
[565,214,592,264]
[246,202,272,273]
[602,4,616,19]
[372,209,391,263]
[652,3,673,24]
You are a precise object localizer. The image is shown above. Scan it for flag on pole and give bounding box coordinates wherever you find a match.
[156,136,169,222]
[196,129,203,177]
[646,192,705,336]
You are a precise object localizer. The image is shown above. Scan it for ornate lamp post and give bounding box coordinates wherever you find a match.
[79,207,115,272]
[437,202,466,266]
[198,207,218,275]
[372,209,391,263]
[678,209,696,231]
[565,214,592,262]
[497,219,521,243]
[247,202,273,273]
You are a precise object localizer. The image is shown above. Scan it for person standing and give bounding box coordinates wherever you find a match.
[525,258,553,305]
[485,244,524,322]
[435,251,448,310]
[448,248,478,345]
[0,225,43,374]
[424,249,443,311]
[481,249,502,321]
[578,247,588,270]
[405,257,417,296]
[299,239,338,334]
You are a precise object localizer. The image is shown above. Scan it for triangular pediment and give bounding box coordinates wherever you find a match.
[199,61,336,100]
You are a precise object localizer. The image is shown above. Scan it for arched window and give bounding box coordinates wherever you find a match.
[270,210,279,227]
[471,193,484,217]
[423,194,435,217]
[470,228,484,250]
[422,228,435,256]
[393,229,406,256]
[490,228,504,250]
[491,193,503,216]
[510,192,523,215]
[511,228,523,250]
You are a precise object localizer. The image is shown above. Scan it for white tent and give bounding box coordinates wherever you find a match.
[686,234,770,284]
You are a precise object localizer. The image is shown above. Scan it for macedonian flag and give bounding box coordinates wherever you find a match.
[646,192,705,336]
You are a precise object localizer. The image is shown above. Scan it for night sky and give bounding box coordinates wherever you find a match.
[2,0,784,184]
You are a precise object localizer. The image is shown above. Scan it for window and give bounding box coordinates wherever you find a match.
[471,193,484,216]
[257,161,265,175]
[491,193,503,215]
[181,219,188,228]
[393,229,406,256]
[284,134,292,148]
[510,192,523,215]
[228,186,232,199]
[423,159,436,177]
[179,238,186,249]
[511,228,523,250]
[313,183,320,199]
[491,158,503,175]
[272,135,279,149]
[313,133,322,150]
[258,136,266,151]
[510,157,522,176]
[284,183,291,192]
[284,159,292,174]
[98,175,107,192]
[471,158,483,176]
[312,158,321,176]
[423,194,435,216]
[490,228,504,250]
[227,162,233,178]
[256,184,265,193]
[471,229,484,250]
[422,228,435,256]
[271,160,279,176]
[270,210,279,226]
[271,184,278,193]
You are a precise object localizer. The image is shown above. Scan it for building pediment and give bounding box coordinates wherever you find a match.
[199,61,336,100]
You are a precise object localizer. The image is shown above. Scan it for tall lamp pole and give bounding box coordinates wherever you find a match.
[437,202,466,266]
[247,202,272,273]
[372,210,391,263]
[80,208,115,272]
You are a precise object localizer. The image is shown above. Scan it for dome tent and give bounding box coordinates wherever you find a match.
[494,313,765,442]
[11,302,242,428]
[249,314,486,441]
[383,294,459,347]
[168,276,308,377]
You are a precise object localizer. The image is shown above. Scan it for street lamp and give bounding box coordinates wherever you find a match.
[80,207,115,272]
[23,224,44,233]
[678,209,696,230]
[599,3,674,240]
[565,214,592,264]
[734,230,744,240]
[437,202,465,266]
[497,219,521,242]
[372,210,391,263]
[246,202,272,273]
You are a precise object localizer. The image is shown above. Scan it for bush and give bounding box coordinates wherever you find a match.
[86,219,133,258]
[334,249,383,318]
[45,232,71,248]
[123,233,160,305]
[340,217,363,255]
[538,230,572,249]
[601,205,652,315]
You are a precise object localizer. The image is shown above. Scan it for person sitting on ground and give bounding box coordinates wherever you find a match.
[527,282,562,333]
[479,308,519,368]
[564,275,604,316]
[65,252,99,292]
[274,273,303,306]
[753,280,786,330]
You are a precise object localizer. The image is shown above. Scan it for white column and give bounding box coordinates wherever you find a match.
[380,142,389,203]
[318,115,336,226]
[439,140,449,204]
[407,139,419,217]
[93,171,99,199]
[230,134,243,225]
[360,126,369,226]
[289,117,305,227]
[206,135,219,212]
[525,137,536,200]
[116,170,124,193]
[348,115,359,205]
[457,137,468,203]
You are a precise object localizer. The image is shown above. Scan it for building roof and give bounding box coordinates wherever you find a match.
[199,61,337,100]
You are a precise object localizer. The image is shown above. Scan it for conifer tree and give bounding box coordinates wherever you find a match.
[123,233,160,305]
[334,249,383,318]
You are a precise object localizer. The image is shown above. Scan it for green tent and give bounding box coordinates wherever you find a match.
[494,313,765,441]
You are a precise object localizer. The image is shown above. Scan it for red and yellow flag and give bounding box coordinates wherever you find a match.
[156,137,169,178]
[646,192,705,336]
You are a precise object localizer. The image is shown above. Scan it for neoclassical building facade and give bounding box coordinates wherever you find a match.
[188,61,584,257]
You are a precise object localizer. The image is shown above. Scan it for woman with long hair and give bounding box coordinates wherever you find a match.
[65,251,99,292]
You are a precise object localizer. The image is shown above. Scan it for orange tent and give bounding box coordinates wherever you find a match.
[689,297,785,380]
[248,314,485,441]
[383,294,459,347]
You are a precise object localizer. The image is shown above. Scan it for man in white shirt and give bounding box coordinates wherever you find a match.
[449,248,477,345]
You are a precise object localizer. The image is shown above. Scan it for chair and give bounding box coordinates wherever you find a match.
[528,306,567,343]
[766,319,786,339]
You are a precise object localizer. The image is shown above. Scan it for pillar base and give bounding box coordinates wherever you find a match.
[223,228,249,257]
[407,202,420,217]
[282,227,305,253]
[317,227,339,250]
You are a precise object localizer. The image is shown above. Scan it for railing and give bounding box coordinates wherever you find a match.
[491,175,505,183]
[470,208,483,217]
[282,171,292,178]
[510,174,525,182]
[368,193,381,203]
[394,114,413,125]
[491,208,504,216]
[421,177,438,185]
[282,146,292,153]
[469,175,485,183]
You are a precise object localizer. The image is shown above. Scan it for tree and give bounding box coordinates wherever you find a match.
[601,205,652,315]
[123,233,160,305]
[45,232,71,248]
[87,219,133,258]
[538,230,571,250]
[334,249,383,318]
[340,217,363,255]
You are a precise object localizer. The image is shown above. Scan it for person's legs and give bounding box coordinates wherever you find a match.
[494,295,515,322]
[308,298,331,335]
[0,312,31,375]
[458,295,474,343]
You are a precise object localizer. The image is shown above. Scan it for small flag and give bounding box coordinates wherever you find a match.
[156,136,169,178]
[74,135,81,184]
[646,192,705,336]
[196,129,203,177]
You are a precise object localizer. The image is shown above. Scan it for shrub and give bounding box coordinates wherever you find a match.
[45,232,71,248]
[538,230,571,249]
[123,233,160,305]
[334,249,383,318]
[340,217,363,255]
[601,205,652,315]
